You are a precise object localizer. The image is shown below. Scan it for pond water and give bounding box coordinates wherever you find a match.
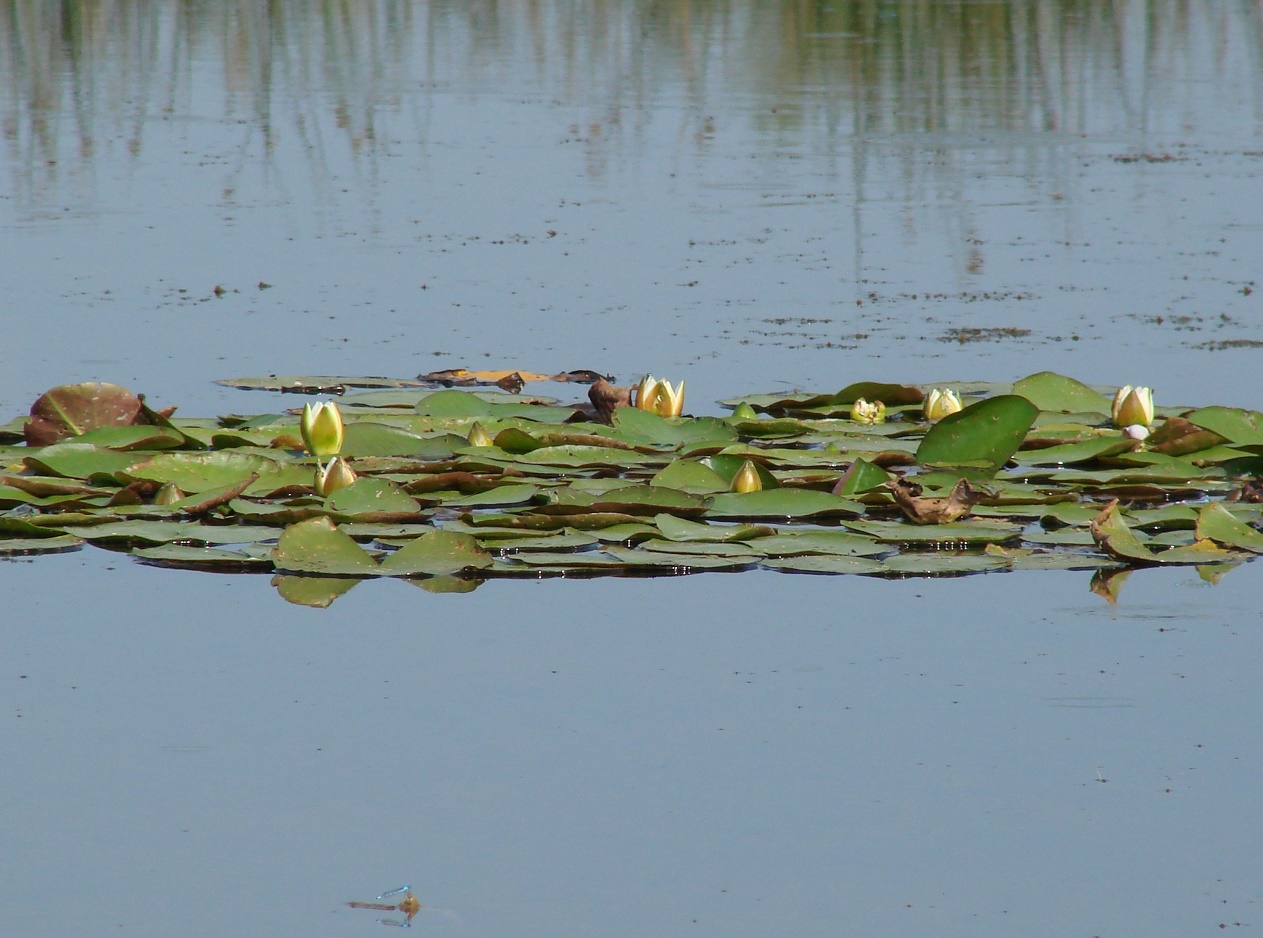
[3,1,1263,935]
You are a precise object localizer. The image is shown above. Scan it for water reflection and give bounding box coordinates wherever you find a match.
[3,0,1261,207]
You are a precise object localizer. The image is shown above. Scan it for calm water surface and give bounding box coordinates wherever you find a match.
[3,2,1263,935]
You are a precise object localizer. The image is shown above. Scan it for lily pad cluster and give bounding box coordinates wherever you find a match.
[2,371,1261,607]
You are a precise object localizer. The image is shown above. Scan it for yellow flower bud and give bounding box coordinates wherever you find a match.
[467,422,495,447]
[1112,386,1154,428]
[924,388,963,421]
[730,460,763,493]
[301,400,345,459]
[315,456,357,496]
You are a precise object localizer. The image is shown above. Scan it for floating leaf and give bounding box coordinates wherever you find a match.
[880,552,1012,575]
[24,382,145,446]
[132,544,274,570]
[379,530,494,576]
[706,488,864,520]
[612,408,738,446]
[650,459,730,494]
[326,478,423,516]
[0,534,82,554]
[833,457,891,496]
[272,517,381,575]
[916,395,1039,470]
[23,442,140,480]
[1012,372,1109,414]
[1185,406,1263,446]
[654,515,775,542]
[760,554,885,574]
[1194,502,1263,553]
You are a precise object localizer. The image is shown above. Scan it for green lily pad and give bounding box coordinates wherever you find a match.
[1185,406,1263,446]
[654,515,775,542]
[1014,437,1136,466]
[601,545,757,570]
[742,531,889,557]
[916,395,1039,470]
[612,408,738,446]
[834,457,892,496]
[0,534,82,554]
[880,552,1013,575]
[326,478,422,516]
[1012,372,1109,414]
[73,425,188,451]
[379,530,494,576]
[23,442,140,480]
[414,389,496,417]
[340,422,453,458]
[843,519,1023,545]
[1194,501,1263,553]
[272,517,381,575]
[759,554,886,575]
[120,451,283,494]
[699,455,780,490]
[650,459,730,494]
[706,489,864,520]
[132,544,274,570]
[439,484,540,508]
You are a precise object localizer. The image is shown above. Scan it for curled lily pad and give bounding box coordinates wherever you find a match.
[24,382,145,446]
[1194,501,1263,553]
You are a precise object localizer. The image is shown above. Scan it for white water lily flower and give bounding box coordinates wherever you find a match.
[1112,386,1154,428]
[850,398,886,425]
[924,388,963,421]
[637,375,685,417]
[1122,423,1151,442]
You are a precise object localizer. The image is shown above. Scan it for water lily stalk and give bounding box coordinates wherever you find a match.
[730,460,763,493]
[1112,386,1154,428]
[636,375,685,417]
[315,456,357,496]
[467,422,495,447]
[850,398,886,425]
[924,388,963,421]
[301,400,345,459]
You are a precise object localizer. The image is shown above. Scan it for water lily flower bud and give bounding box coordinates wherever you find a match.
[731,402,759,420]
[637,375,685,417]
[1122,423,1151,442]
[731,460,763,493]
[467,422,495,447]
[154,482,185,506]
[924,388,963,421]
[315,456,357,496]
[850,398,886,425]
[301,400,345,459]
[1112,386,1154,428]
